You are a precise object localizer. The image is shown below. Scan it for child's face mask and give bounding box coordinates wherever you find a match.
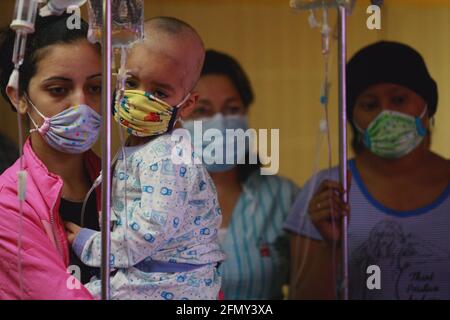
[354,105,428,159]
[114,90,190,137]
[26,95,101,154]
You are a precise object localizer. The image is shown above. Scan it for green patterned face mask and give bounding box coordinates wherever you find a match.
[355,106,428,159]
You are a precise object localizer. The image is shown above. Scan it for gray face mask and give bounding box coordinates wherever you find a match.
[182,113,249,172]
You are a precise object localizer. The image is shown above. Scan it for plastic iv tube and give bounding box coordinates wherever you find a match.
[320,5,339,298]
[80,175,102,228]
[116,123,132,298]
[320,6,333,168]
[80,151,121,228]
[321,7,331,56]
[290,3,340,299]
[115,46,129,104]
[10,0,38,70]
[16,110,26,300]
[116,126,129,258]
[290,121,326,297]
[290,0,350,301]
[78,124,132,296]
[9,0,39,300]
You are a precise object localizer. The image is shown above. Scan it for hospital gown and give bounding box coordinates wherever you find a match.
[72,133,225,300]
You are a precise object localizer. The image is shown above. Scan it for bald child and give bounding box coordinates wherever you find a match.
[65,17,225,300]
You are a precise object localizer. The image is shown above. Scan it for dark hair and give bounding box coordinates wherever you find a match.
[0,13,96,111]
[202,50,254,108]
[201,50,259,181]
[237,161,262,182]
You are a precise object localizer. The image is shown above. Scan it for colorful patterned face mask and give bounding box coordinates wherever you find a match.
[113,90,190,137]
[26,95,101,154]
[354,106,428,159]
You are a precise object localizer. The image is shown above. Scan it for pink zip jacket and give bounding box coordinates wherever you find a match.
[0,139,101,299]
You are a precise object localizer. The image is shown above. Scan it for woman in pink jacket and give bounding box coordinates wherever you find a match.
[0,13,102,299]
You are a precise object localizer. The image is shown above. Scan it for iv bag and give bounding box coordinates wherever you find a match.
[87,0,144,48]
[9,0,39,80]
[40,0,87,17]
[290,0,355,12]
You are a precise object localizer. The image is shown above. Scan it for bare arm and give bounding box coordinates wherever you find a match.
[289,234,341,299]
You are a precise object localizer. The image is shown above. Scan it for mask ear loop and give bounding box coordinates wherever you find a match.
[416,104,428,137]
[352,117,373,151]
[166,93,191,133]
[420,104,428,119]
[176,92,192,108]
[24,94,50,135]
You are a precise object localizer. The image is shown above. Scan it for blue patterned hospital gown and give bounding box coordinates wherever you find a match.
[72,133,225,300]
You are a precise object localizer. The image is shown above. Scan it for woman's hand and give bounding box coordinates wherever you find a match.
[64,222,81,245]
[307,172,351,243]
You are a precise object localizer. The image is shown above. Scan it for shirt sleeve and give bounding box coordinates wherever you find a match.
[73,157,196,268]
[284,168,339,240]
[286,178,301,211]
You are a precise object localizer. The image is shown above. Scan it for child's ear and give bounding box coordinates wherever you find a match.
[179,91,199,119]
[6,86,28,115]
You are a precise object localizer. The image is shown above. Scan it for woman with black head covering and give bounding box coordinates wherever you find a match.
[285,41,450,299]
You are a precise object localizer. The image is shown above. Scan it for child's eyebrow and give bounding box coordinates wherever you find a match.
[151,81,175,94]
[126,71,138,77]
[126,71,176,94]
[86,73,102,80]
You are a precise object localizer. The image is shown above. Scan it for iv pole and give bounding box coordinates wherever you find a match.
[100,0,112,300]
[290,0,351,300]
[337,5,349,301]
[93,0,144,300]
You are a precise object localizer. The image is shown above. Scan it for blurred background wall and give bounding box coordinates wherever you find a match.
[0,0,449,186]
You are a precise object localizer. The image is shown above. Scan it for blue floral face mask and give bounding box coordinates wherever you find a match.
[27,96,102,154]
